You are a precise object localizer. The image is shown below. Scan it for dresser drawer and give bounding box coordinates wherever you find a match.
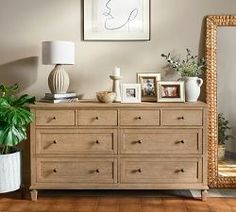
[121,158,202,184]
[78,110,117,126]
[120,110,160,126]
[162,109,203,126]
[121,129,202,154]
[37,158,117,184]
[35,110,75,126]
[36,129,117,155]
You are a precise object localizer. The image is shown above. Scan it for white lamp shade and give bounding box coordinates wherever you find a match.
[42,41,75,65]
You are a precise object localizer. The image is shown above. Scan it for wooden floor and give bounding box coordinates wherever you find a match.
[0,191,236,212]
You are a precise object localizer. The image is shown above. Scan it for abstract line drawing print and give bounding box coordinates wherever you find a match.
[103,0,139,31]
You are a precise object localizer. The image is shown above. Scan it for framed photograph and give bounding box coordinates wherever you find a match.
[137,73,161,102]
[157,81,185,103]
[83,0,150,41]
[121,84,141,103]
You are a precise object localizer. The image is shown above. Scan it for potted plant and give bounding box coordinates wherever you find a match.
[0,84,35,193]
[161,49,206,102]
[218,113,233,161]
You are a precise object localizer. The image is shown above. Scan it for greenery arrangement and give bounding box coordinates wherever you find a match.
[0,84,35,155]
[218,113,233,145]
[161,49,206,77]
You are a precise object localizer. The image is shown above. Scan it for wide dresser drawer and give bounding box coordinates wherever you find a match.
[77,110,118,126]
[36,129,117,154]
[36,158,117,184]
[35,110,75,126]
[162,109,203,126]
[121,158,202,184]
[120,110,160,126]
[121,129,202,154]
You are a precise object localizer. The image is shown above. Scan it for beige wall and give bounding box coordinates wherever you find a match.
[0,0,236,99]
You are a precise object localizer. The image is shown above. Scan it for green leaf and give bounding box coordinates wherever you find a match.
[0,84,35,153]
[0,125,27,146]
[13,95,36,107]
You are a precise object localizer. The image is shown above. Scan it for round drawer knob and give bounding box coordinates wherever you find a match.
[138,168,142,173]
[95,117,99,120]
[177,116,184,120]
[137,116,142,120]
[180,140,185,144]
[96,169,100,173]
[52,116,56,120]
[138,140,143,144]
[176,169,184,173]
[53,169,57,173]
[53,140,57,144]
[96,140,100,144]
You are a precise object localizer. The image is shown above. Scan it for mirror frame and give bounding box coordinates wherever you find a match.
[206,15,236,188]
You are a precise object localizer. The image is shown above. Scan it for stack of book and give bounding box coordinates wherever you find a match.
[40,93,79,103]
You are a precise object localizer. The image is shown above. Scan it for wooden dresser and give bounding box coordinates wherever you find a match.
[29,102,208,201]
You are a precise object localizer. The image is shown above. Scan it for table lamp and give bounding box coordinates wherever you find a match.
[42,41,75,94]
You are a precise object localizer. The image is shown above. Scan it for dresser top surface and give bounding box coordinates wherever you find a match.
[29,100,207,109]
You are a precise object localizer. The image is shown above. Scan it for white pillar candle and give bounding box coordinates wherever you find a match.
[113,66,121,76]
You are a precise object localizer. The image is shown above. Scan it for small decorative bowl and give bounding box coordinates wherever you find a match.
[96,91,116,103]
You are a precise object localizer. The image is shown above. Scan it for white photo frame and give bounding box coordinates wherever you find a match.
[157,81,185,103]
[137,73,161,102]
[83,0,150,41]
[121,84,141,103]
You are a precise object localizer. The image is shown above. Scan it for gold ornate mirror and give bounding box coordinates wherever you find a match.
[206,15,236,187]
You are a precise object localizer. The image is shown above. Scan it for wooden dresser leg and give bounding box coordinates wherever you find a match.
[201,190,208,202]
[30,190,38,201]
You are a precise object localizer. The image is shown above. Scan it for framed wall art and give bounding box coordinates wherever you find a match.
[137,73,161,102]
[121,84,141,103]
[157,81,185,103]
[83,0,150,41]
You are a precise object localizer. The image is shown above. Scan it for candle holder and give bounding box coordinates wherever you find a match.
[110,75,123,102]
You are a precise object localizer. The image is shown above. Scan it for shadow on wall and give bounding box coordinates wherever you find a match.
[0,57,38,91]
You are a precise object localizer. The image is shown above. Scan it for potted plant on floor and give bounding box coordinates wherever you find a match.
[0,84,35,193]
[161,49,206,102]
[218,113,233,161]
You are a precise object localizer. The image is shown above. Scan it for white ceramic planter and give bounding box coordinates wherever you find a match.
[185,77,203,102]
[0,151,21,193]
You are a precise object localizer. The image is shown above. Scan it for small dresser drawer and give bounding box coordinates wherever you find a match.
[37,158,117,184]
[36,110,75,126]
[121,129,202,154]
[121,158,202,184]
[120,110,160,126]
[162,109,203,126]
[36,129,117,154]
[78,110,118,126]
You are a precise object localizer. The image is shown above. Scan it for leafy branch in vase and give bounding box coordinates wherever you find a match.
[161,49,206,77]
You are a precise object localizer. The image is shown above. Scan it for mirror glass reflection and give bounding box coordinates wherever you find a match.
[217,27,236,177]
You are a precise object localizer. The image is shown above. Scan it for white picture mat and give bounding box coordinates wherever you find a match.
[84,0,150,40]
[121,84,141,103]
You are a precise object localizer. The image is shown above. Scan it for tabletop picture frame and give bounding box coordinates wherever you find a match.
[157,81,185,103]
[137,73,161,102]
[83,0,150,41]
[121,84,141,103]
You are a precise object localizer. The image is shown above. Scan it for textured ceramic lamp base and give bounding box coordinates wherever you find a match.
[48,65,70,94]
